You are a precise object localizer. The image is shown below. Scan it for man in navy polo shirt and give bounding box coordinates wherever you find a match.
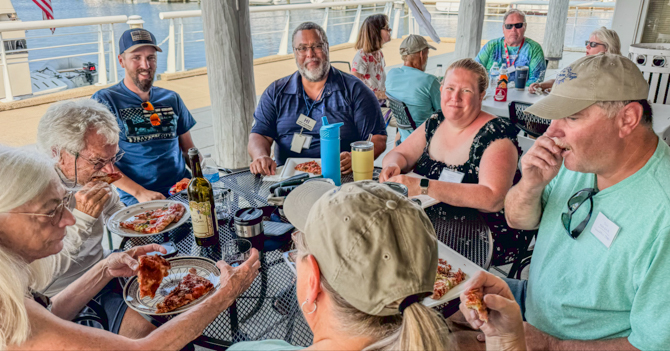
[248,22,387,176]
[92,28,197,205]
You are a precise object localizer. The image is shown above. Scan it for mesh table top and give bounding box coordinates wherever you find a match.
[119,169,491,348]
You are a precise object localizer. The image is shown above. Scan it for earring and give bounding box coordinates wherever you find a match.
[301,299,317,314]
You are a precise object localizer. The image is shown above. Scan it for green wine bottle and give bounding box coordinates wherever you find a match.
[187,148,219,247]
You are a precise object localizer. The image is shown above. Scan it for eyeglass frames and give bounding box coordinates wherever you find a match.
[57,150,124,189]
[293,44,326,56]
[504,22,525,30]
[561,188,598,239]
[585,40,606,49]
[4,191,74,226]
[141,101,161,126]
[382,26,392,32]
[77,150,125,171]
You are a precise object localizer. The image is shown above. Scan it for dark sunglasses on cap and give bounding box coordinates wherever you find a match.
[561,188,598,239]
[504,22,524,30]
[585,40,607,48]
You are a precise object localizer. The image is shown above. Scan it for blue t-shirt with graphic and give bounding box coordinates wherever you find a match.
[475,36,546,86]
[92,81,196,205]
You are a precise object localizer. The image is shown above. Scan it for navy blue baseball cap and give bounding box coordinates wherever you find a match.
[119,28,162,54]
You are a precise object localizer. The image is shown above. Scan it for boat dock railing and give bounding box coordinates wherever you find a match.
[157,0,614,74]
[0,15,129,101]
[0,0,615,102]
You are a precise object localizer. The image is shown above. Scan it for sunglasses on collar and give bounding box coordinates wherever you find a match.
[504,22,525,30]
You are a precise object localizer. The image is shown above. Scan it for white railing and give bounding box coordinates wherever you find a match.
[158,0,614,74]
[0,15,129,102]
[158,0,397,74]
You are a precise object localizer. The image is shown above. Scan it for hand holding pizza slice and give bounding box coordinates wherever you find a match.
[464,287,489,323]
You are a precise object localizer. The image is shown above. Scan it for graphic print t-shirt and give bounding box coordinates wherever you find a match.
[92,81,196,205]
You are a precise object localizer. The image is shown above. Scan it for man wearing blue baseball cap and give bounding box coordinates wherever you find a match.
[92,28,197,205]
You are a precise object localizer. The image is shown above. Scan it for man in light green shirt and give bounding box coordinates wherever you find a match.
[502,54,670,350]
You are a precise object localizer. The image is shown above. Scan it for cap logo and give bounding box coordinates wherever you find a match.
[555,66,577,86]
[130,30,152,42]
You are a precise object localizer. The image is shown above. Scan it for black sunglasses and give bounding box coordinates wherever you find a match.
[561,188,598,239]
[504,23,524,30]
[585,40,606,48]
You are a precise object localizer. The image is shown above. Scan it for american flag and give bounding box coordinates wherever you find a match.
[32,0,55,34]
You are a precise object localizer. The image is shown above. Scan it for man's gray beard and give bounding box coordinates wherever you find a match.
[298,59,330,82]
[132,72,154,92]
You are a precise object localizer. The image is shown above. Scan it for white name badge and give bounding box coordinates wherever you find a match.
[302,135,313,149]
[296,114,317,131]
[438,169,465,183]
[590,212,620,248]
[507,65,516,74]
[290,133,307,153]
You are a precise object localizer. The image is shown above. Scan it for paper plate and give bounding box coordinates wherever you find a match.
[123,256,220,316]
[422,241,486,307]
[279,158,322,179]
[107,200,191,238]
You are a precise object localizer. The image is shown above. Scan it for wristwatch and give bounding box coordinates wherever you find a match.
[420,178,430,195]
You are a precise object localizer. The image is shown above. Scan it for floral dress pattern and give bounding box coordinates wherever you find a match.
[351,49,386,94]
[414,111,531,266]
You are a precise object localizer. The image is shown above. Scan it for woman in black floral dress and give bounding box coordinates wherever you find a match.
[380,58,529,266]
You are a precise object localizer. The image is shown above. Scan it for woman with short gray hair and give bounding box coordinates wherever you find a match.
[0,145,260,350]
[530,27,622,93]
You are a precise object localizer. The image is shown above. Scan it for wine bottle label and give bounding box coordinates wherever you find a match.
[189,201,215,238]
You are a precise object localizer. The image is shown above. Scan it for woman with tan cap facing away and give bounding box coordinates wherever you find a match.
[529,26,621,94]
[228,180,526,351]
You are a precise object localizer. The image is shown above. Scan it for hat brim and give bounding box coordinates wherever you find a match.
[524,94,596,120]
[123,43,162,54]
[284,180,336,232]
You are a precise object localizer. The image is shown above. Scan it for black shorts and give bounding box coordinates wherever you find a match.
[93,278,128,334]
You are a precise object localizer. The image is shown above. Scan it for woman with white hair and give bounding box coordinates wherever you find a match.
[530,27,621,93]
[0,145,260,350]
[228,181,527,351]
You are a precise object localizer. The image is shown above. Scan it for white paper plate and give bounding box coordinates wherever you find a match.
[283,242,482,307]
[405,172,440,209]
[279,158,322,179]
[123,256,220,316]
[422,241,486,307]
[107,200,191,238]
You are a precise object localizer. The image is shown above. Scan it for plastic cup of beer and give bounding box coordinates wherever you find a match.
[351,141,375,181]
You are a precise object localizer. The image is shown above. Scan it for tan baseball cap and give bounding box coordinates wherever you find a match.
[525,53,649,120]
[399,35,437,56]
[284,180,438,316]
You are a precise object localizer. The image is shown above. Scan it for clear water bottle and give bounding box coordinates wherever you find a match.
[489,62,500,93]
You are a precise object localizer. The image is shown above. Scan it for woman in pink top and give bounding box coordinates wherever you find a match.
[351,14,392,101]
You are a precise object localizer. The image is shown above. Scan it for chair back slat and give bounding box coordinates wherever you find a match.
[508,101,551,137]
[386,94,417,131]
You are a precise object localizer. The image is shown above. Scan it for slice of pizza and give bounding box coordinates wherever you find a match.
[464,288,489,323]
[90,172,123,184]
[295,161,321,175]
[169,178,190,195]
[138,255,171,299]
[155,268,215,313]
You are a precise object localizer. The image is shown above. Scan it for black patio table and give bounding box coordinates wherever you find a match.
[119,168,492,350]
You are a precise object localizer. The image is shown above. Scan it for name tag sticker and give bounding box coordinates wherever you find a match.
[302,135,313,149]
[438,169,465,183]
[290,133,306,153]
[296,114,317,131]
[590,212,620,248]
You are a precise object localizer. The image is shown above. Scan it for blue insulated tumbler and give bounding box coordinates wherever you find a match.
[319,116,344,186]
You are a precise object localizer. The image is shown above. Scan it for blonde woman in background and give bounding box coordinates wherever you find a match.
[228,180,527,351]
[351,14,392,101]
[0,145,260,351]
[529,26,621,93]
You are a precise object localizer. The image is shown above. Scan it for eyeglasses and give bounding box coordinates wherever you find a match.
[5,191,74,226]
[585,41,606,48]
[77,150,125,171]
[561,188,598,239]
[141,101,161,126]
[382,26,392,32]
[294,44,326,56]
[504,22,525,30]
